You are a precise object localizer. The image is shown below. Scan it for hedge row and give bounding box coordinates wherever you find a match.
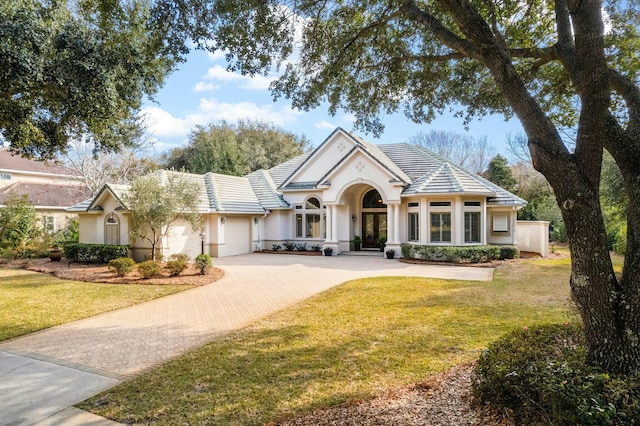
[401,244,519,263]
[63,243,129,263]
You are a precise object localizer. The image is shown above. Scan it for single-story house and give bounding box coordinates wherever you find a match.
[70,128,543,260]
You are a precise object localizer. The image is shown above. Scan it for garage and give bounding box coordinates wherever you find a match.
[223,216,251,256]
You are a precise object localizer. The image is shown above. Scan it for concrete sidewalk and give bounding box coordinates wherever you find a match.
[0,254,492,425]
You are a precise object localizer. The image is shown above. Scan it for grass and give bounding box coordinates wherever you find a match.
[79,255,576,425]
[0,269,193,342]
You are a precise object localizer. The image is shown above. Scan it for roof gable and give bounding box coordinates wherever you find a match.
[280,128,410,190]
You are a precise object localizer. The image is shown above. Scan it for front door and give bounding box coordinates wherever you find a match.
[362,213,387,248]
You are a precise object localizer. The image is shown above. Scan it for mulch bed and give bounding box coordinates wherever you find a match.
[256,250,322,256]
[4,257,224,286]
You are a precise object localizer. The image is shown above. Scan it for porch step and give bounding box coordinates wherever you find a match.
[340,250,384,256]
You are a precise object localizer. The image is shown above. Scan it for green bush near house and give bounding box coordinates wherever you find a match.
[64,243,129,263]
[473,323,640,425]
[137,260,162,279]
[401,244,516,263]
[108,257,136,277]
[166,254,189,276]
[195,254,212,275]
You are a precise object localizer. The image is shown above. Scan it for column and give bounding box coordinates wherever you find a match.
[331,205,339,243]
[387,204,395,243]
[393,203,400,244]
[326,204,333,242]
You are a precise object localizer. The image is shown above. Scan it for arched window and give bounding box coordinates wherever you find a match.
[104,212,120,245]
[362,189,387,209]
[295,197,323,238]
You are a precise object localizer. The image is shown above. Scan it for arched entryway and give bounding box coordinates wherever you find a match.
[361,189,387,248]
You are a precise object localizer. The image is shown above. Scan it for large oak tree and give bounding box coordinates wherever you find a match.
[0,0,180,159]
[153,0,640,374]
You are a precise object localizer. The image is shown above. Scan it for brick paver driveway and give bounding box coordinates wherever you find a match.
[0,253,492,425]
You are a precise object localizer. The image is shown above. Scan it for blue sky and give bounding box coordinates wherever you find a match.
[142,49,525,155]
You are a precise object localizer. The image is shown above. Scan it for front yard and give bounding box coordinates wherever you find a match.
[78,255,576,425]
[0,268,195,342]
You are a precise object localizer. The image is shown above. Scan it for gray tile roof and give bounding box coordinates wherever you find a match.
[69,171,266,214]
[208,173,265,214]
[246,170,290,210]
[378,144,526,206]
[268,153,311,187]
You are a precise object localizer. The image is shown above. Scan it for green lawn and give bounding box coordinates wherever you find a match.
[0,269,192,342]
[80,256,576,425]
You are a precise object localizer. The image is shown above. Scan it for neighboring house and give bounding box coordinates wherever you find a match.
[0,149,92,233]
[71,128,542,260]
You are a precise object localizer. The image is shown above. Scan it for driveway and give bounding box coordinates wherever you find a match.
[0,253,492,425]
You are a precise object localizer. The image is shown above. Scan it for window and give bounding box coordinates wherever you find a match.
[464,212,481,243]
[408,212,419,242]
[408,202,419,208]
[295,197,323,238]
[104,213,120,245]
[430,213,451,243]
[430,201,451,207]
[44,216,56,233]
[362,189,387,208]
[493,213,509,232]
[464,201,481,207]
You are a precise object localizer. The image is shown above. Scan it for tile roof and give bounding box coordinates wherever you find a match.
[207,173,265,214]
[378,144,525,206]
[69,171,266,214]
[246,170,290,210]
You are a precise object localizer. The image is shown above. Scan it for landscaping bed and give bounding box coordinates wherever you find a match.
[9,258,224,286]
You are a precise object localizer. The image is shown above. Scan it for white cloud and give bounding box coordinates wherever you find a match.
[194,98,303,126]
[140,106,191,139]
[193,82,221,92]
[204,65,276,91]
[315,120,336,130]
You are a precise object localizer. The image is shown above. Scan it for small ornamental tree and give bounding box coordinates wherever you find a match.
[0,194,39,258]
[123,172,202,261]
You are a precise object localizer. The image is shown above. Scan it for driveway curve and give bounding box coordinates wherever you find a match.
[0,253,492,425]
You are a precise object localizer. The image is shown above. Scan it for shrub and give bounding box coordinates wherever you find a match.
[401,244,502,263]
[310,244,321,252]
[137,260,162,279]
[63,243,129,263]
[498,246,520,260]
[166,253,188,276]
[283,241,295,251]
[272,244,281,251]
[295,243,308,252]
[195,254,212,275]
[473,323,640,425]
[108,257,136,277]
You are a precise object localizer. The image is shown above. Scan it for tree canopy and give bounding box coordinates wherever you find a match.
[152,0,640,374]
[161,120,311,175]
[0,0,180,159]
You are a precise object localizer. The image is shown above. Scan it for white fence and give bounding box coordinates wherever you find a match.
[517,221,550,257]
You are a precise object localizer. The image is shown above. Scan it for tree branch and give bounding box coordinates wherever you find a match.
[400,1,482,60]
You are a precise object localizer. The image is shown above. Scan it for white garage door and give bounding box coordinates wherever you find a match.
[224,217,251,256]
